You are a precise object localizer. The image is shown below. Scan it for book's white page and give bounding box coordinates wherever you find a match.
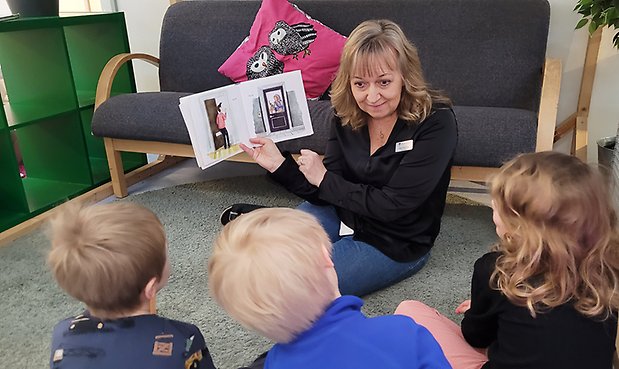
[236,70,313,146]
[179,70,314,170]
[179,84,246,169]
[179,99,208,168]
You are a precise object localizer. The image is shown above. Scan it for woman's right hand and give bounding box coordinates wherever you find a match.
[240,137,285,173]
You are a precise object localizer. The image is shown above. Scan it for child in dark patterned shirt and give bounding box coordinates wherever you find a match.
[47,202,216,369]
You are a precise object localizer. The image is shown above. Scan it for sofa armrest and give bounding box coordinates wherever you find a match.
[94,52,160,110]
[536,58,561,152]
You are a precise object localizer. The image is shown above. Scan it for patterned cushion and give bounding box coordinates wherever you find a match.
[218,0,347,99]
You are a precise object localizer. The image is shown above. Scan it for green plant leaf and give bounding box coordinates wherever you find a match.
[576,18,589,28]
[589,19,599,33]
[608,7,619,21]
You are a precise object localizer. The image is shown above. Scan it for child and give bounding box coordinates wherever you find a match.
[396,151,619,369]
[47,202,216,369]
[208,207,452,369]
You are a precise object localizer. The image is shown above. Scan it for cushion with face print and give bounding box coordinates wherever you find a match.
[218,0,346,99]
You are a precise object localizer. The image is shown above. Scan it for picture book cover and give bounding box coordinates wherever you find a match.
[179,70,313,169]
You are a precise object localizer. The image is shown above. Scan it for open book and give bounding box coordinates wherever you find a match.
[179,70,313,169]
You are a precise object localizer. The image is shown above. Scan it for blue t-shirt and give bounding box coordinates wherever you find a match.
[265,295,451,369]
[50,312,216,369]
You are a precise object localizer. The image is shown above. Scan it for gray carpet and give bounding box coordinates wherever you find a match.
[0,175,496,368]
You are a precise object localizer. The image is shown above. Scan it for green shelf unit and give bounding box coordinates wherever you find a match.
[79,107,146,185]
[0,13,147,233]
[0,27,76,127]
[0,118,29,231]
[63,15,134,107]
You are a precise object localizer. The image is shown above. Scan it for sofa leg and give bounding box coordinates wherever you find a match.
[104,138,129,198]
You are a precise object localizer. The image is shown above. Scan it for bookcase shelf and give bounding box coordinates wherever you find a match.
[0,13,147,233]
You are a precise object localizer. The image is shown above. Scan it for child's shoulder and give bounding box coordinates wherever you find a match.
[52,312,204,346]
[50,313,209,368]
[474,251,500,272]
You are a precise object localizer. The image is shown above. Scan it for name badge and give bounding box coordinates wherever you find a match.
[395,139,414,152]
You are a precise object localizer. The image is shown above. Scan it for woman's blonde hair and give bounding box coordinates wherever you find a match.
[490,151,619,318]
[330,19,450,129]
[47,202,166,315]
[208,208,335,343]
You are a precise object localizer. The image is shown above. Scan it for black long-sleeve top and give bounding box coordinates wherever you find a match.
[462,252,617,369]
[270,105,457,262]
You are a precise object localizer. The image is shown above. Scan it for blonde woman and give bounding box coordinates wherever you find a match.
[232,19,457,296]
[209,208,451,369]
[397,151,619,369]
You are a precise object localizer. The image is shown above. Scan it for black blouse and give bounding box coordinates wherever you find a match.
[462,252,617,369]
[270,106,457,262]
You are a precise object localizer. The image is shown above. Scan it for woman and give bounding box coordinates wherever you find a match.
[235,19,457,296]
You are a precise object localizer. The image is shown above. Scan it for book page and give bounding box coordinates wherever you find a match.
[179,85,249,169]
[236,70,313,145]
[179,70,313,169]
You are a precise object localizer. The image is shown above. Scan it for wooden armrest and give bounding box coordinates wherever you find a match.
[535,57,561,152]
[94,53,160,110]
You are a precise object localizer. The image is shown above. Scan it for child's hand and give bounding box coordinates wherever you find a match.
[455,299,471,314]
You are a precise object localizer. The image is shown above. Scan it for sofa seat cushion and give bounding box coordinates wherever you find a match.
[453,105,537,168]
[92,92,192,144]
[93,95,537,169]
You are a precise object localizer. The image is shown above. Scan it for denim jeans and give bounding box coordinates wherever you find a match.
[297,202,430,296]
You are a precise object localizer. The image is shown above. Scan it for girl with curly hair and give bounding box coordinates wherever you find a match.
[397,151,619,369]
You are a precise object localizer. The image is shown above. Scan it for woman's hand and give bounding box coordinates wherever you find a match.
[240,137,285,173]
[298,149,327,187]
[455,299,471,314]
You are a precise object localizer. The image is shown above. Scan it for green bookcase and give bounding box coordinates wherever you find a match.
[0,13,147,233]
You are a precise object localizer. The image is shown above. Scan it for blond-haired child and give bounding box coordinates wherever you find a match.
[208,207,451,369]
[397,151,619,369]
[48,202,216,369]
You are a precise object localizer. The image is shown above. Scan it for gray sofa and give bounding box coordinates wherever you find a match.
[92,0,560,198]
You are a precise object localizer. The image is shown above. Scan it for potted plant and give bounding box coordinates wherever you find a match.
[574,0,619,48]
[574,0,619,171]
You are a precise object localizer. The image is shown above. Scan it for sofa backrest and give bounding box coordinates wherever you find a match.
[159,0,549,112]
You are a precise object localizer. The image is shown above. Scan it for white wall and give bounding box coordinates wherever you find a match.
[117,0,619,163]
[114,0,169,92]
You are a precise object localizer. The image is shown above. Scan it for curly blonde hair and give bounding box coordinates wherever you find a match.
[330,19,450,130]
[489,151,619,318]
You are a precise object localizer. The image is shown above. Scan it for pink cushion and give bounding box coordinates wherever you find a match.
[218,0,347,99]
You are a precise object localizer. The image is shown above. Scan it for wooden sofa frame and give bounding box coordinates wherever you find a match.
[95,53,561,199]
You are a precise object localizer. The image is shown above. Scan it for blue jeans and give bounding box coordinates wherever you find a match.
[297,202,430,296]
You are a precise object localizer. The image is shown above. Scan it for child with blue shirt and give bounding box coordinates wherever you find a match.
[208,207,451,369]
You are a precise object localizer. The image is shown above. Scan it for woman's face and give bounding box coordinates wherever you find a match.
[350,56,403,123]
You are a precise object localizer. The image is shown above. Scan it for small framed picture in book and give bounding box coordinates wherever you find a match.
[261,85,290,133]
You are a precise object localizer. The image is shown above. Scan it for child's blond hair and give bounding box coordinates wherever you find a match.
[48,202,166,316]
[208,208,335,343]
[490,151,619,318]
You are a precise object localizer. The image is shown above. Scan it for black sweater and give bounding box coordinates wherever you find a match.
[462,252,617,369]
[270,106,457,262]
